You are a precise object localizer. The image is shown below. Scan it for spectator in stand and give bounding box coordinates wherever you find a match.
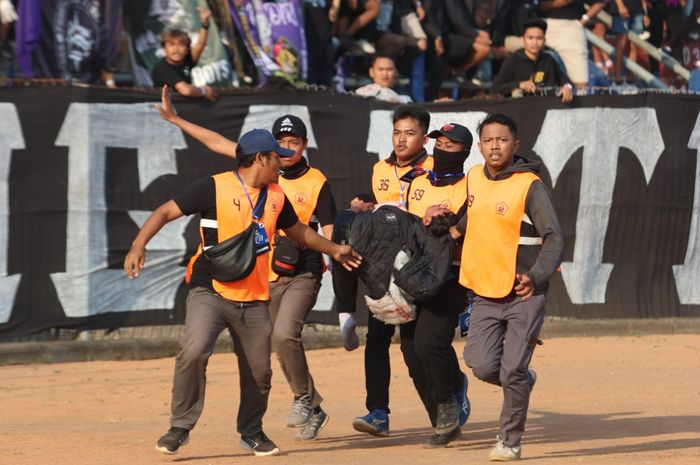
[491,18,574,102]
[0,0,16,77]
[335,0,418,58]
[421,0,491,82]
[538,0,605,89]
[355,54,413,102]
[648,0,684,76]
[304,0,337,86]
[588,4,614,77]
[609,0,650,84]
[151,6,218,101]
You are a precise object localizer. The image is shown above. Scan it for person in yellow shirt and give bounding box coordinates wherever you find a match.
[349,105,433,437]
[452,113,563,461]
[266,115,338,440]
[401,123,473,448]
[134,87,361,457]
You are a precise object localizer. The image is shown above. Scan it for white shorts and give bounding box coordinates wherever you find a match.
[545,18,589,85]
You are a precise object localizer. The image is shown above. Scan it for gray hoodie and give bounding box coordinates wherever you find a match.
[457,156,564,294]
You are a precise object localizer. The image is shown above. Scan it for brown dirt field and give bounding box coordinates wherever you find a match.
[1,334,699,465]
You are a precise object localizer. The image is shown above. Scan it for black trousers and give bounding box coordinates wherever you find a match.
[399,275,468,426]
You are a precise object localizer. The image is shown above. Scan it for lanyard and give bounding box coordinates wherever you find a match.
[235,171,265,220]
[427,170,465,186]
[393,164,408,206]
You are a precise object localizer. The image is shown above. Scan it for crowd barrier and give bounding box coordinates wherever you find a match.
[1,86,699,338]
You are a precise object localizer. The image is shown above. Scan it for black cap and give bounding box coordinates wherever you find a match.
[272,114,307,139]
[428,123,473,147]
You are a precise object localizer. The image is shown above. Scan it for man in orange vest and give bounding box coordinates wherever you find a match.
[349,105,434,437]
[400,122,473,448]
[453,113,563,461]
[266,115,337,440]
[125,90,361,457]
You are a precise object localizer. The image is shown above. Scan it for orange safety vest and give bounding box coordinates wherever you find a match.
[185,171,286,302]
[459,166,540,298]
[406,173,467,217]
[268,166,327,281]
[372,156,434,205]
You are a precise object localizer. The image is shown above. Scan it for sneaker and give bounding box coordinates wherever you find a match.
[155,427,189,454]
[435,396,460,435]
[295,408,329,440]
[488,436,521,461]
[240,431,280,456]
[287,394,313,427]
[339,312,360,351]
[455,372,471,427]
[528,368,537,391]
[421,426,461,449]
[352,409,389,437]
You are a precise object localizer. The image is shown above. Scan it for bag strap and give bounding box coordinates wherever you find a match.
[252,186,267,221]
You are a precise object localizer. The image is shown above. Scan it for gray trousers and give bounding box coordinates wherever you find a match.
[268,272,323,407]
[463,293,546,447]
[170,287,273,437]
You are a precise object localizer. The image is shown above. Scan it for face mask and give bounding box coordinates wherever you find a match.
[432,147,469,176]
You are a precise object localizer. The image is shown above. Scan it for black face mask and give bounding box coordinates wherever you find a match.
[432,147,469,176]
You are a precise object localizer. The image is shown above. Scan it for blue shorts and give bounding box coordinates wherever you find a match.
[610,14,644,35]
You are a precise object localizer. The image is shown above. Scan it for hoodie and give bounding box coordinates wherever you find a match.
[491,48,571,97]
[457,157,564,294]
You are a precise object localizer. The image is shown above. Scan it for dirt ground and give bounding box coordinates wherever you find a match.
[1,334,699,465]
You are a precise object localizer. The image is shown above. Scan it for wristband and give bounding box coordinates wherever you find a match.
[105,79,115,87]
[198,86,207,96]
[581,14,590,23]
[201,22,210,30]
[563,83,573,90]
[415,1,422,7]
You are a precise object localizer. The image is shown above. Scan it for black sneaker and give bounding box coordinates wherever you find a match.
[155,427,189,454]
[435,396,460,435]
[422,426,461,449]
[240,431,280,456]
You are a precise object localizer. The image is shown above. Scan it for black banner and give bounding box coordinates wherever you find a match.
[1,86,699,338]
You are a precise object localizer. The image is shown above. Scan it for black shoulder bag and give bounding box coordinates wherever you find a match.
[202,187,267,282]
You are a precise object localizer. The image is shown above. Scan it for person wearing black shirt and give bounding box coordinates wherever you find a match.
[125,87,361,457]
[151,6,218,101]
[491,18,573,102]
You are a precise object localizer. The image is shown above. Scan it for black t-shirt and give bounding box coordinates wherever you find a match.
[173,175,299,289]
[541,0,602,20]
[151,54,195,88]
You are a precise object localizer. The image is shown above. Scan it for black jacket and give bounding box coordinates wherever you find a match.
[491,48,571,97]
[457,157,564,294]
[338,206,453,301]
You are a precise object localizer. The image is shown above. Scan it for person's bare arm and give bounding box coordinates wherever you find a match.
[538,0,569,12]
[173,81,219,101]
[124,200,184,278]
[191,6,212,64]
[283,221,362,270]
[344,0,380,36]
[156,85,235,157]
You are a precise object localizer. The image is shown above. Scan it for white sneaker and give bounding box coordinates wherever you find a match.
[488,437,521,461]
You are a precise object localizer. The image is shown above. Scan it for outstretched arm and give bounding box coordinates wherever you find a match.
[156,85,236,158]
[191,6,212,64]
[283,221,362,271]
[124,200,184,279]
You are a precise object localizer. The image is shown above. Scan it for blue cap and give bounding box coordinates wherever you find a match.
[238,129,295,158]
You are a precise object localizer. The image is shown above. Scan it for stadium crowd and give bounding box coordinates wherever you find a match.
[1,0,699,100]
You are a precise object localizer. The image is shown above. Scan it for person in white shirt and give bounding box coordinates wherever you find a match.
[355,54,413,103]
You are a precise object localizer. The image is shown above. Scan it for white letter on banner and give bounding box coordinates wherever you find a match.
[0,104,24,324]
[533,108,664,304]
[673,112,700,304]
[51,103,190,318]
[366,110,488,173]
